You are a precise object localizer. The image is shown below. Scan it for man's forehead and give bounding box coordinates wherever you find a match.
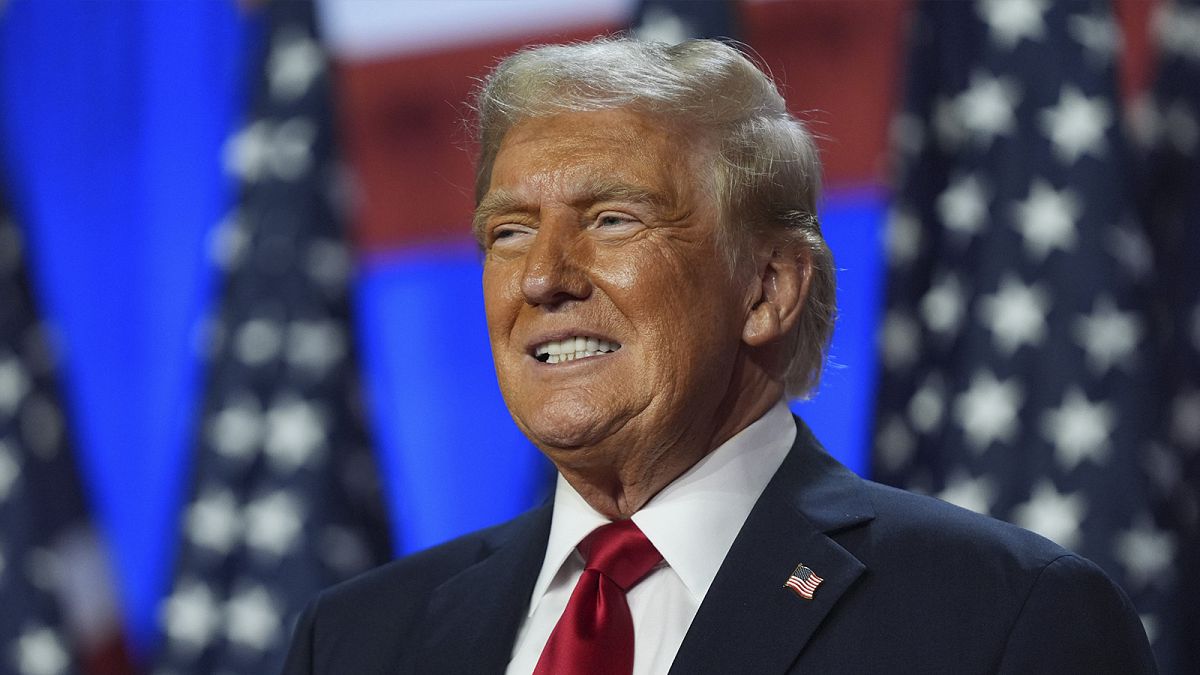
[479,176,669,212]
[501,108,671,147]
[487,113,698,192]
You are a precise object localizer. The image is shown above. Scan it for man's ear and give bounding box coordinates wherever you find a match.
[743,244,812,347]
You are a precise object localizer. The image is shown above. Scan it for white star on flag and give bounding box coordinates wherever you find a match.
[268,28,324,102]
[885,208,922,267]
[161,580,222,653]
[223,120,272,183]
[937,174,990,236]
[234,318,285,366]
[13,626,70,675]
[243,490,304,558]
[0,354,31,417]
[880,311,921,371]
[633,6,693,45]
[305,238,352,291]
[1073,296,1142,373]
[1012,480,1086,550]
[1114,520,1176,590]
[978,276,1050,355]
[1041,387,1114,471]
[1156,4,1200,62]
[1039,85,1112,164]
[285,319,346,375]
[954,370,1024,451]
[875,415,917,474]
[920,274,967,337]
[936,471,997,515]
[957,71,1021,146]
[208,209,251,272]
[978,0,1047,48]
[1012,179,1080,260]
[266,117,317,182]
[907,374,946,435]
[207,393,264,461]
[263,396,326,470]
[224,586,282,652]
[1067,13,1119,63]
[185,488,242,554]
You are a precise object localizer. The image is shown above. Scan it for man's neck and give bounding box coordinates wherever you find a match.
[554,387,784,518]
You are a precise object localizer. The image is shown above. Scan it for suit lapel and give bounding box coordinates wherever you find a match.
[669,418,875,674]
[413,504,552,674]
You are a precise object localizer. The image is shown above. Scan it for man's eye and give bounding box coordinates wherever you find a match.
[492,224,534,243]
[595,212,637,228]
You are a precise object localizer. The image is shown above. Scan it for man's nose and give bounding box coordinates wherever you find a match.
[520,218,591,307]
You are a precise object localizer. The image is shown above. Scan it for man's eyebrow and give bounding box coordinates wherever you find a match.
[473,189,527,242]
[569,179,671,211]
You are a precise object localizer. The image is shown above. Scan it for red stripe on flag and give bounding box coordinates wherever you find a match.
[335,24,619,255]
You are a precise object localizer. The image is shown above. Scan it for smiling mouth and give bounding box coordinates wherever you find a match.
[533,336,621,364]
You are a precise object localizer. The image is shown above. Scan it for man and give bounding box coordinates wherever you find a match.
[282,38,1155,674]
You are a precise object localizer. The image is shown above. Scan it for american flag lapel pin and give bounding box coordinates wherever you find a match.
[784,563,823,600]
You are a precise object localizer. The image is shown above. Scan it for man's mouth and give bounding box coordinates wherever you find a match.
[533,336,621,364]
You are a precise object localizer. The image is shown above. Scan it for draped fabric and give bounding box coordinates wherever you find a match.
[154,2,392,673]
[872,0,1183,668]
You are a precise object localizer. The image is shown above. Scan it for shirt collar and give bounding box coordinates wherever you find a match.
[527,400,796,615]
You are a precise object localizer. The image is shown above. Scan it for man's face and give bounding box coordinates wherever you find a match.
[477,109,754,466]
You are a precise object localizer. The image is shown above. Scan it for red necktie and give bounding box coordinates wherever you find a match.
[533,519,663,675]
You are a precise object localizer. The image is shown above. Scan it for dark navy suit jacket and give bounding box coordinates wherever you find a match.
[282,418,1156,674]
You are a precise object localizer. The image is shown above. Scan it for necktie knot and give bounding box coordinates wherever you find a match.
[532,519,662,675]
[578,519,662,591]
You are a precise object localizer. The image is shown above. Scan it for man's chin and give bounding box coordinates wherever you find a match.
[518,408,634,459]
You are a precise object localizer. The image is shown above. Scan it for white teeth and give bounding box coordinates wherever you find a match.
[534,335,621,363]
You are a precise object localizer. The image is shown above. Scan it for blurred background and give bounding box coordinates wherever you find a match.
[0,0,1196,673]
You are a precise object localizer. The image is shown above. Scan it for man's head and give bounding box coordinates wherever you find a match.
[471,38,836,510]
[475,38,835,397]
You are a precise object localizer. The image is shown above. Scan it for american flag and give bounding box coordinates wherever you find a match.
[631,0,737,43]
[784,564,823,601]
[0,189,133,673]
[152,1,393,673]
[0,186,78,675]
[1134,0,1200,671]
[872,0,1184,670]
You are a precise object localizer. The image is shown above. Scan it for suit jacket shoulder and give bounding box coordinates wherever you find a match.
[814,478,1155,673]
[671,418,1155,674]
[281,504,552,675]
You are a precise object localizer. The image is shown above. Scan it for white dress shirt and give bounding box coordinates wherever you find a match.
[505,400,796,675]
